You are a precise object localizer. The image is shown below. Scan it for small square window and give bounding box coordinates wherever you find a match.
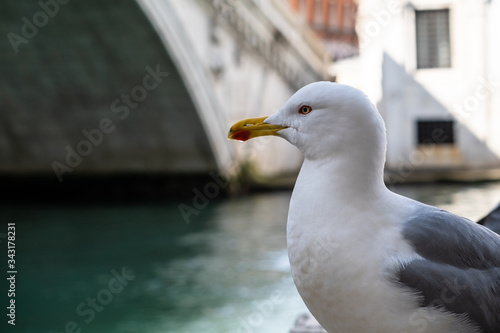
[417,120,455,145]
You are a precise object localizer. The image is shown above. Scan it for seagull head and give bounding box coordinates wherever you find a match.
[228,81,387,162]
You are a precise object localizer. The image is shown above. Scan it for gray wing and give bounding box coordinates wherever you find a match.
[396,206,500,332]
[478,202,500,235]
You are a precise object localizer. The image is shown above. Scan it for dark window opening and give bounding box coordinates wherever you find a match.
[417,120,455,145]
[415,9,451,69]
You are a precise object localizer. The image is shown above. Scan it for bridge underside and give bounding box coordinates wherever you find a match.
[1,0,218,184]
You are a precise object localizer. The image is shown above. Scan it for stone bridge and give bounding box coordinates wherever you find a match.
[1,0,327,191]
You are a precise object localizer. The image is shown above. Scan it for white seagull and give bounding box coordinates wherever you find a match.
[228,82,500,333]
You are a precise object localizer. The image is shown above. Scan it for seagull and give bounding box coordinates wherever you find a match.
[228,82,500,333]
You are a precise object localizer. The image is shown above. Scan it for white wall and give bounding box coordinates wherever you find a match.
[335,0,500,179]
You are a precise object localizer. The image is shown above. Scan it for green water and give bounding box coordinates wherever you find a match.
[1,182,500,333]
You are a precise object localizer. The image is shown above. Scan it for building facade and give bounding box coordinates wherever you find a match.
[335,0,500,181]
[287,0,359,60]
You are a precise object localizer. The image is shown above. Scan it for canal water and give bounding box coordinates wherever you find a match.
[2,182,500,333]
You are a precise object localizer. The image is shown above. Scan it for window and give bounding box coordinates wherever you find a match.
[417,120,455,145]
[415,9,451,69]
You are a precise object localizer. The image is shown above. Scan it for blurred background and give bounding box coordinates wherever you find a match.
[1,0,500,332]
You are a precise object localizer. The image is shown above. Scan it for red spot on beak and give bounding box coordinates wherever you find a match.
[231,130,251,142]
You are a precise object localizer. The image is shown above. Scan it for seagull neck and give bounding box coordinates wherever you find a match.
[299,155,387,201]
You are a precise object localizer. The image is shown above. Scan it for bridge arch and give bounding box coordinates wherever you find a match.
[1,0,327,187]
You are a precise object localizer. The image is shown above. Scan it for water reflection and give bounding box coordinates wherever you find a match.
[4,182,500,333]
[143,191,303,333]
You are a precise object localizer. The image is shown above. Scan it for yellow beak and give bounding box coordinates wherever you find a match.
[227,116,288,142]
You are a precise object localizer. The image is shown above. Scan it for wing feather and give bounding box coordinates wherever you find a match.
[397,206,500,332]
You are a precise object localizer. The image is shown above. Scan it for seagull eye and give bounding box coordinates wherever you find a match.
[298,105,312,115]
